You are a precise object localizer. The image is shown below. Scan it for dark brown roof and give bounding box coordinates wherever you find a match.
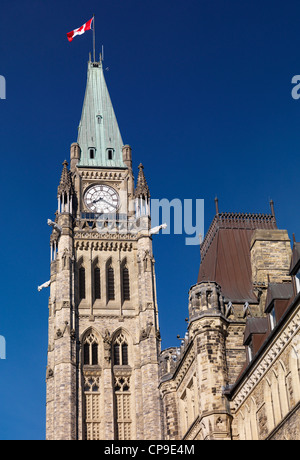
[265,282,294,311]
[244,317,269,345]
[290,242,300,275]
[198,212,277,303]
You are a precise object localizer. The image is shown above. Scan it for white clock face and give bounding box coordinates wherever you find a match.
[84,185,119,213]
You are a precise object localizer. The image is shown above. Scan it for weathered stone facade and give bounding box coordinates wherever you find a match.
[46,154,163,440]
[45,58,162,441]
[159,214,300,441]
[229,299,300,440]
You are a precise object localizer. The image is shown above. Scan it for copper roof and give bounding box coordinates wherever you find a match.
[197,212,277,303]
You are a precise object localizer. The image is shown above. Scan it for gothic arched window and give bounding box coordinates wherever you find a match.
[113,333,129,366]
[83,332,99,366]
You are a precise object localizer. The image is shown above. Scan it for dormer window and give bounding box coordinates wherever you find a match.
[269,307,277,330]
[89,148,95,159]
[296,271,300,294]
[107,149,114,160]
[243,317,269,364]
[247,340,254,362]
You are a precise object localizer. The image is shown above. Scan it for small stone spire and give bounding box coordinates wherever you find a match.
[57,160,73,197]
[57,160,73,215]
[135,163,150,199]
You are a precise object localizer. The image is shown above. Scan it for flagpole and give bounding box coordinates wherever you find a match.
[93,14,96,62]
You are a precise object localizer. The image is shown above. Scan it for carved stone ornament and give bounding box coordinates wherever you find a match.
[140,322,153,342]
[55,321,71,340]
[56,329,63,339]
[70,329,76,340]
[103,329,112,362]
[143,250,153,272]
[61,248,71,270]
[46,367,54,379]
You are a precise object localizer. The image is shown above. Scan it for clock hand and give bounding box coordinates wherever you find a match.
[92,196,103,204]
[101,198,116,207]
[92,196,115,208]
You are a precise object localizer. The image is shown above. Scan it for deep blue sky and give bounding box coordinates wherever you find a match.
[0,0,299,440]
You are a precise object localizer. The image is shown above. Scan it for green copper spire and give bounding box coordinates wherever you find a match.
[77,56,126,168]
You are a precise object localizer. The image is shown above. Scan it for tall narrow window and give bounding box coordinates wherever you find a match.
[114,343,120,365]
[92,343,98,366]
[84,342,90,365]
[89,148,95,159]
[122,343,128,366]
[79,267,86,300]
[270,307,277,330]
[108,149,113,160]
[122,267,130,301]
[94,267,101,300]
[107,265,115,301]
[296,271,300,294]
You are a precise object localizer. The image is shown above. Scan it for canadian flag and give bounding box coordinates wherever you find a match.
[67,17,94,42]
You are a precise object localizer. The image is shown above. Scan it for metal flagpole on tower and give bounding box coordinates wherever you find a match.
[93,14,96,62]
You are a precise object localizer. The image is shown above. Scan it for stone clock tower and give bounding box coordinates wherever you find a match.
[45,57,162,441]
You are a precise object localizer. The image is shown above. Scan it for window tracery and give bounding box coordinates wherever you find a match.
[113,333,129,366]
[112,332,133,440]
[82,331,101,440]
[114,375,132,440]
[83,332,99,366]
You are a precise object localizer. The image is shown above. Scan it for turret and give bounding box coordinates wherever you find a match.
[70,142,80,172]
[188,281,224,318]
[57,160,74,215]
[135,163,150,218]
[122,144,132,170]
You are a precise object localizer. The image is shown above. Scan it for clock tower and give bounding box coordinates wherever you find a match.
[45,56,162,441]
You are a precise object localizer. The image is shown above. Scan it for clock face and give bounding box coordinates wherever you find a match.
[84,185,120,213]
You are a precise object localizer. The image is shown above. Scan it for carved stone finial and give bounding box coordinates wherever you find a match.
[57,160,73,197]
[135,163,150,199]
